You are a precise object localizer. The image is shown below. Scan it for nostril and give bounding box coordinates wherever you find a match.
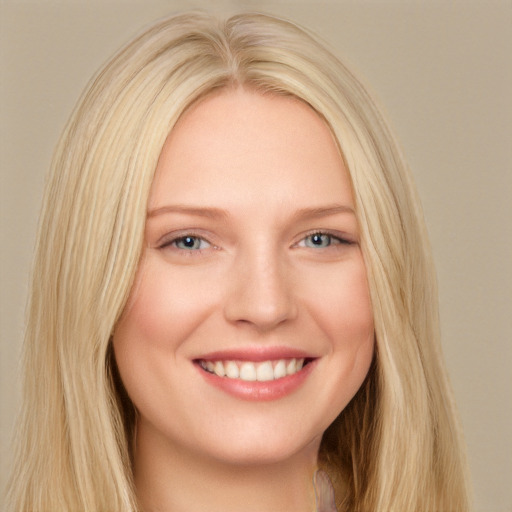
[222,262,298,329]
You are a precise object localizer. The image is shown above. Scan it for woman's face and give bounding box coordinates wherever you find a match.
[113,89,374,467]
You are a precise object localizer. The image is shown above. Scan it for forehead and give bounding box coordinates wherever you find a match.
[149,88,354,211]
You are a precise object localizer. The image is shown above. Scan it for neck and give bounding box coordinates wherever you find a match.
[133,421,320,512]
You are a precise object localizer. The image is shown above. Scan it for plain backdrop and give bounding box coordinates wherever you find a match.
[1,1,511,510]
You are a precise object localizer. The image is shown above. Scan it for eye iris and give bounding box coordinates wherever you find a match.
[179,236,200,249]
[309,234,330,247]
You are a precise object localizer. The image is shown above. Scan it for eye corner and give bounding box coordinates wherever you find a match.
[153,231,216,254]
[294,230,356,250]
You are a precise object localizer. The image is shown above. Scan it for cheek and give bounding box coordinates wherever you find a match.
[305,256,374,346]
[115,256,219,352]
[302,256,374,414]
[330,260,374,379]
[112,257,220,408]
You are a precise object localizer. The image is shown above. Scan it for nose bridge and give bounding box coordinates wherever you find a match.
[224,243,297,330]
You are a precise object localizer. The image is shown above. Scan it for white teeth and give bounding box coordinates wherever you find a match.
[201,357,308,382]
[225,361,239,379]
[213,361,225,377]
[273,360,287,379]
[256,361,274,381]
[239,362,257,381]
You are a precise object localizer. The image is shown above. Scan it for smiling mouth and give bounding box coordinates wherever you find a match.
[197,358,313,382]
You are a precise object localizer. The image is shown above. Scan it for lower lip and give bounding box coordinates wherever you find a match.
[195,360,317,401]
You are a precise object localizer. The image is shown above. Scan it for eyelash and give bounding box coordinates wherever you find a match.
[297,231,354,249]
[158,230,354,254]
[158,233,212,253]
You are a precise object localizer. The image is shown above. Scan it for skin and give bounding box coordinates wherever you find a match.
[113,88,374,512]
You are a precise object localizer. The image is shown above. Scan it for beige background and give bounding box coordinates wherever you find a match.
[1,1,511,510]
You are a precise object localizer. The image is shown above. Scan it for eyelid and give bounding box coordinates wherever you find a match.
[153,228,356,252]
[156,230,213,250]
[294,229,356,247]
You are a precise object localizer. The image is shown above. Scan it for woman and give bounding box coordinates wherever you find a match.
[6,11,472,511]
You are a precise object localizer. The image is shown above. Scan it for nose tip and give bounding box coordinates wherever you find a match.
[223,258,297,331]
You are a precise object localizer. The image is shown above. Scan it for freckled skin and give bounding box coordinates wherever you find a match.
[113,89,374,510]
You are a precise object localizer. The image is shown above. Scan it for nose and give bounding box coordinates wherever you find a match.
[223,248,298,331]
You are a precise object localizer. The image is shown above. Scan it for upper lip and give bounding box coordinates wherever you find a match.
[194,346,317,362]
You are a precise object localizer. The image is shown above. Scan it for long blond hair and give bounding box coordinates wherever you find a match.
[7,11,471,511]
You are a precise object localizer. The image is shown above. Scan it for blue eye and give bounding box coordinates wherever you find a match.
[303,233,338,248]
[173,236,210,250]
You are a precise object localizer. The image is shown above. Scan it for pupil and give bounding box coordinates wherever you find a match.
[184,237,195,247]
[313,234,324,245]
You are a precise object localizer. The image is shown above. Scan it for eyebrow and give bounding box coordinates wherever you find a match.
[146,203,355,220]
[147,204,229,219]
[291,204,355,220]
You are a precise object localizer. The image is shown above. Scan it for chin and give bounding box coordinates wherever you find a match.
[195,427,322,468]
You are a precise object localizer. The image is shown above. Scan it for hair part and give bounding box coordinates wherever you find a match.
[7,11,472,511]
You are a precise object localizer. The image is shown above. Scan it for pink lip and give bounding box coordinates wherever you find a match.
[194,355,318,402]
[195,346,316,362]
